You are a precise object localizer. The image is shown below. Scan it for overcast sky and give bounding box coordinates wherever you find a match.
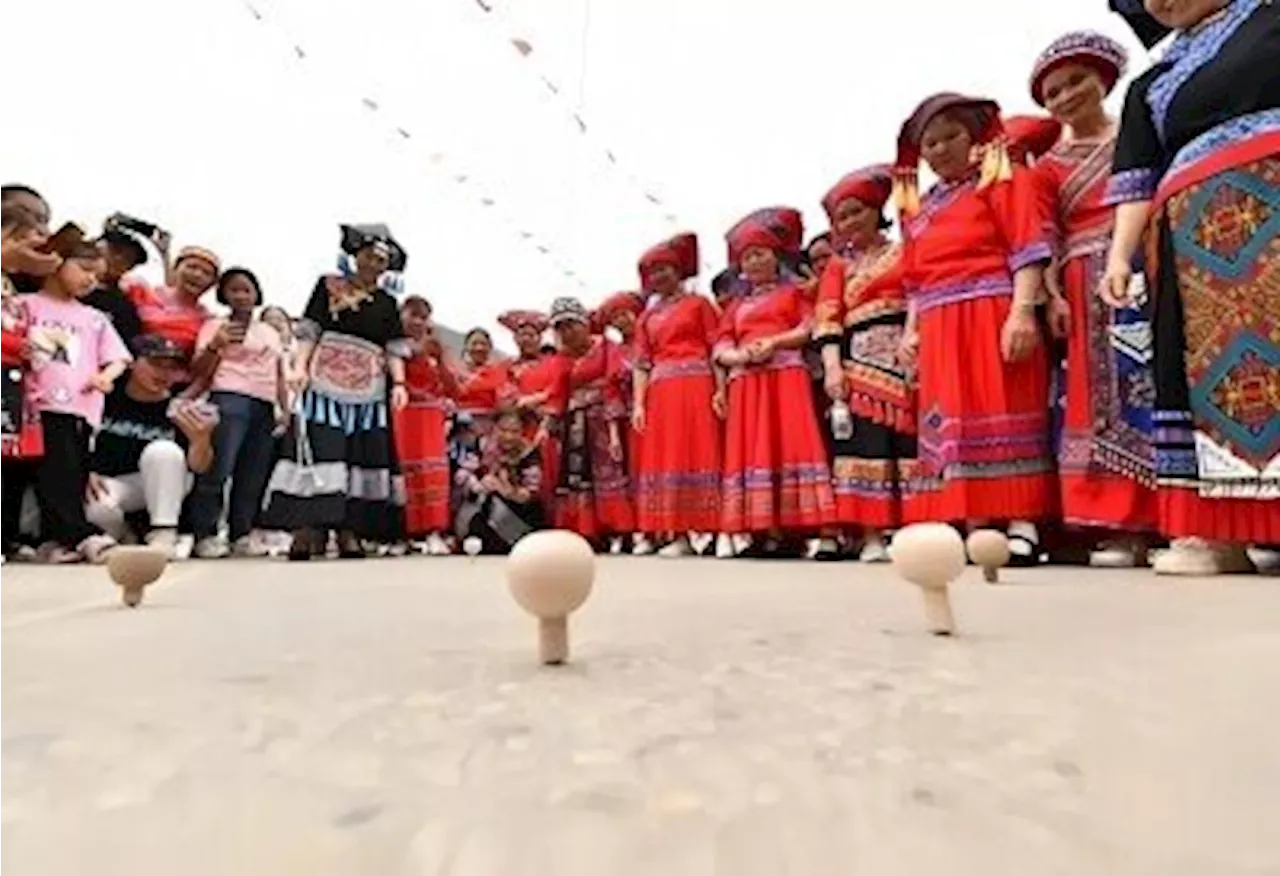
[1,0,1146,335]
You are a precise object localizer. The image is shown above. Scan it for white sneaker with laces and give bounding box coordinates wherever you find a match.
[194,536,230,560]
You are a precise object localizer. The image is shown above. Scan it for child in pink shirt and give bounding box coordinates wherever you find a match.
[20,224,131,562]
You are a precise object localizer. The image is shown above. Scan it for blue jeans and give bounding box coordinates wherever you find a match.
[189,392,277,541]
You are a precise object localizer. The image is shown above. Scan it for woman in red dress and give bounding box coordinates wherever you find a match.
[546,297,635,545]
[715,211,835,554]
[814,165,917,562]
[632,234,726,557]
[1028,31,1157,568]
[594,291,648,553]
[392,296,458,555]
[893,93,1057,562]
[497,309,560,507]
[452,327,504,438]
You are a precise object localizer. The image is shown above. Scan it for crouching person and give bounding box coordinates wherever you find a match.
[86,335,214,556]
[453,408,546,554]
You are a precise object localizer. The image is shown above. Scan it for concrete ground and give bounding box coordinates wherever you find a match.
[2,556,1278,876]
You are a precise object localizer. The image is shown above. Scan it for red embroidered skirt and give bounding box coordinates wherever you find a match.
[393,402,450,534]
[553,404,635,538]
[1059,255,1157,531]
[721,358,835,533]
[634,363,722,533]
[906,293,1057,523]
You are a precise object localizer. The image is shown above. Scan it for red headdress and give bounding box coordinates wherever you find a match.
[725,206,804,266]
[893,93,1004,217]
[497,309,549,335]
[591,291,645,333]
[637,232,699,287]
[1029,30,1128,107]
[821,165,894,219]
[1003,115,1063,165]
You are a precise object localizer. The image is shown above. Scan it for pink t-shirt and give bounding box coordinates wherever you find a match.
[195,317,283,404]
[19,294,132,428]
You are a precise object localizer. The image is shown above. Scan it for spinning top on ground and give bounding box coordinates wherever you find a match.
[966,529,1011,583]
[463,536,483,557]
[506,530,596,664]
[105,546,167,607]
[889,523,967,636]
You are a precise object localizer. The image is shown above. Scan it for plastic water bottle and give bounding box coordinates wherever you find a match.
[829,401,854,441]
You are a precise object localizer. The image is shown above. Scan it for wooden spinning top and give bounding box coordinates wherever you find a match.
[966,530,1011,583]
[889,523,967,636]
[506,530,595,664]
[105,546,167,607]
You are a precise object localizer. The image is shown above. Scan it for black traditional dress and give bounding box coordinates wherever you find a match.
[1105,0,1279,543]
[261,275,408,539]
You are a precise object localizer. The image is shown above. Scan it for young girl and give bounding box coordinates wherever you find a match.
[21,224,131,562]
[188,268,288,558]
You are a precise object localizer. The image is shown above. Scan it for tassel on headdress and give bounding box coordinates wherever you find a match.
[977,136,1014,190]
[891,167,920,217]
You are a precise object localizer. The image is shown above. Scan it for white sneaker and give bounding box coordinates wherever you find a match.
[658,535,695,558]
[1153,537,1253,576]
[689,532,714,555]
[632,535,655,556]
[1090,539,1146,568]
[173,534,195,561]
[194,536,230,560]
[426,533,451,556]
[1007,520,1042,564]
[812,537,840,559]
[860,534,891,563]
[232,534,269,558]
[145,528,179,559]
[715,533,735,559]
[1248,546,1280,574]
[77,533,119,564]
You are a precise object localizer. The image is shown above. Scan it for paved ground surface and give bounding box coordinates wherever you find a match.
[3,556,1279,876]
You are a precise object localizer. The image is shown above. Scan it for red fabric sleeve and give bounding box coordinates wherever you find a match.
[634,311,654,370]
[544,355,571,415]
[1,327,24,366]
[712,299,738,357]
[813,256,846,342]
[984,166,1054,273]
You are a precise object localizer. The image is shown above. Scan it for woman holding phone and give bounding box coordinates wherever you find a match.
[188,267,288,558]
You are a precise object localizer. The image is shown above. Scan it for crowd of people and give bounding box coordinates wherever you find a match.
[2,1,1276,575]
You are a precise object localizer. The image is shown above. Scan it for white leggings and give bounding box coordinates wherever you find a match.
[85,441,193,539]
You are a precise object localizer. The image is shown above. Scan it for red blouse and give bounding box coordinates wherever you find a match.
[504,354,560,410]
[634,293,719,382]
[125,278,212,359]
[900,167,1052,315]
[548,337,626,417]
[1033,136,1117,255]
[715,283,811,349]
[403,350,457,407]
[452,359,506,416]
